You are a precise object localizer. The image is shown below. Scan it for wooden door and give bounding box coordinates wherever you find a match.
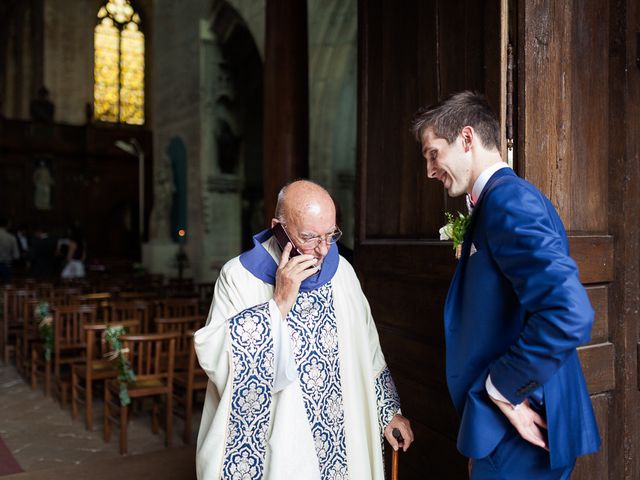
[517,1,639,479]
[357,0,505,477]
[357,0,639,478]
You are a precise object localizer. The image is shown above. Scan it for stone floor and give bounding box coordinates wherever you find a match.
[0,362,199,477]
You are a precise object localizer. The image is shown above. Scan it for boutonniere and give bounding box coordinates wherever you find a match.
[439,212,471,259]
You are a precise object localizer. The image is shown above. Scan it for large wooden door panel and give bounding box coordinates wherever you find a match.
[358,0,505,477]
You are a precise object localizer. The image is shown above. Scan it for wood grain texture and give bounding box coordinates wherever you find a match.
[578,343,615,394]
[569,235,614,284]
[585,285,609,344]
[573,394,611,480]
[262,0,309,223]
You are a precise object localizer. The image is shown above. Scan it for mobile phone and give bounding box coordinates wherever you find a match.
[272,223,302,257]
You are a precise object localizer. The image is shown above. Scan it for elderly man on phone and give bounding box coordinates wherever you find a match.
[194,180,413,480]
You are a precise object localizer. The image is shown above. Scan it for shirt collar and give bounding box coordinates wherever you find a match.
[471,162,510,204]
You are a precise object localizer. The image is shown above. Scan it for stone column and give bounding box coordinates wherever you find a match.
[262,0,308,223]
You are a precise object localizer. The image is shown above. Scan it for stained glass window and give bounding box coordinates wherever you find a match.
[94,0,144,125]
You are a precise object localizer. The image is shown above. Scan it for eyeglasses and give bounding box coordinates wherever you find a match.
[285,225,343,248]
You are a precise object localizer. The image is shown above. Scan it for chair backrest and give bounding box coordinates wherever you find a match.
[36,283,55,300]
[183,329,204,383]
[79,292,112,302]
[52,288,82,305]
[23,297,67,342]
[52,304,97,375]
[110,300,151,332]
[78,293,112,321]
[156,298,199,319]
[117,291,159,301]
[84,319,143,363]
[3,288,36,357]
[120,332,178,383]
[197,283,214,314]
[5,288,37,326]
[164,279,195,297]
[23,299,44,343]
[155,316,205,358]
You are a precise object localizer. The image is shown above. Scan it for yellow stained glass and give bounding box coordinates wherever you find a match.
[93,0,144,124]
[120,22,144,125]
[94,17,120,122]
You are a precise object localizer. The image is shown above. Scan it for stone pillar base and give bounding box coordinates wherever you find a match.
[142,240,192,279]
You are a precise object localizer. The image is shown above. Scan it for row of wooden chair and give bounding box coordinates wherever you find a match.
[33,311,206,454]
[3,286,202,370]
[1,283,210,455]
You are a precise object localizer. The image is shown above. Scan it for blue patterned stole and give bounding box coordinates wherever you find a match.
[222,283,401,480]
[222,303,275,479]
[287,283,349,480]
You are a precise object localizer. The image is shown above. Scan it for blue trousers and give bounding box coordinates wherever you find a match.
[471,427,575,480]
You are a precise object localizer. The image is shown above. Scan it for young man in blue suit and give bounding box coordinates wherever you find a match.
[413,91,600,479]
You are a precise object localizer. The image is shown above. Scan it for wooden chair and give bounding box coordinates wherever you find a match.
[31,304,97,405]
[155,317,206,443]
[155,316,204,361]
[117,291,159,301]
[196,283,215,314]
[103,332,178,455]
[52,287,82,305]
[78,292,113,321]
[16,299,50,377]
[2,288,37,364]
[155,298,199,321]
[165,278,194,298]
[109,300,152,332]
[174,331,208,444]
[71,319,142,430]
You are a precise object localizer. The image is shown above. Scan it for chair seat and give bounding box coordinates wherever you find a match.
[72,360,117,379]
[107,378,171,397]
[60,355,86,366]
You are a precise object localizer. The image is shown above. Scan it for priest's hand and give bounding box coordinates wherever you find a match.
[273,242,319,317]
[384,414,414,452]
[489,397,548,450]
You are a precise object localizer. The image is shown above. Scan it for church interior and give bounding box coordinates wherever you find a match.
[1,0,639,479]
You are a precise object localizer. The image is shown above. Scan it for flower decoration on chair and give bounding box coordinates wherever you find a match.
[103,325,136,406]
[439,212,471,259]
[35,302,53,361]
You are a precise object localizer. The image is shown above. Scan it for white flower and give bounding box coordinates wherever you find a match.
[439,223,453,240]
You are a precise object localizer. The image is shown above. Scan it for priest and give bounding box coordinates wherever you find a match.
[194,180,413,479]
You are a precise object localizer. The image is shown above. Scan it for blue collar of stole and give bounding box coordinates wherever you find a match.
[239,228,339,292]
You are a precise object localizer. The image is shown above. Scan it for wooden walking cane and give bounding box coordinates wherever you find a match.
[391,428,404,480]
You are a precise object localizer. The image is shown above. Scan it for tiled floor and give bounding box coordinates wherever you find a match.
[0,362,200,475]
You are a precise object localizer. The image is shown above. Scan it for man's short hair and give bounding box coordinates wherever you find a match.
[0,217,8,228]
[411,91,500,150]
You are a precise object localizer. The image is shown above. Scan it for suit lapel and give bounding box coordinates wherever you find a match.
[444,168,517,329]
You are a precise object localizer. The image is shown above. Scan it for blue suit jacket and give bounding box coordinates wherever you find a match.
[444,168,600,468]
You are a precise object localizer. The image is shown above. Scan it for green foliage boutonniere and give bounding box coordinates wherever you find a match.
[35,302,53,361]
[104,325,136,406]
[439,212,471,259]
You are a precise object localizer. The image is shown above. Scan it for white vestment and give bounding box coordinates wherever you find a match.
[194,236,400,480]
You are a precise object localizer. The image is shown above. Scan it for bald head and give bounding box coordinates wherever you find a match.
[272,180,337,264]
[275,180,336,225]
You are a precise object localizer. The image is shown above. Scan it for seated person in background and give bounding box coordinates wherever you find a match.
[59,227,86,279]
[0,217,19,283]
